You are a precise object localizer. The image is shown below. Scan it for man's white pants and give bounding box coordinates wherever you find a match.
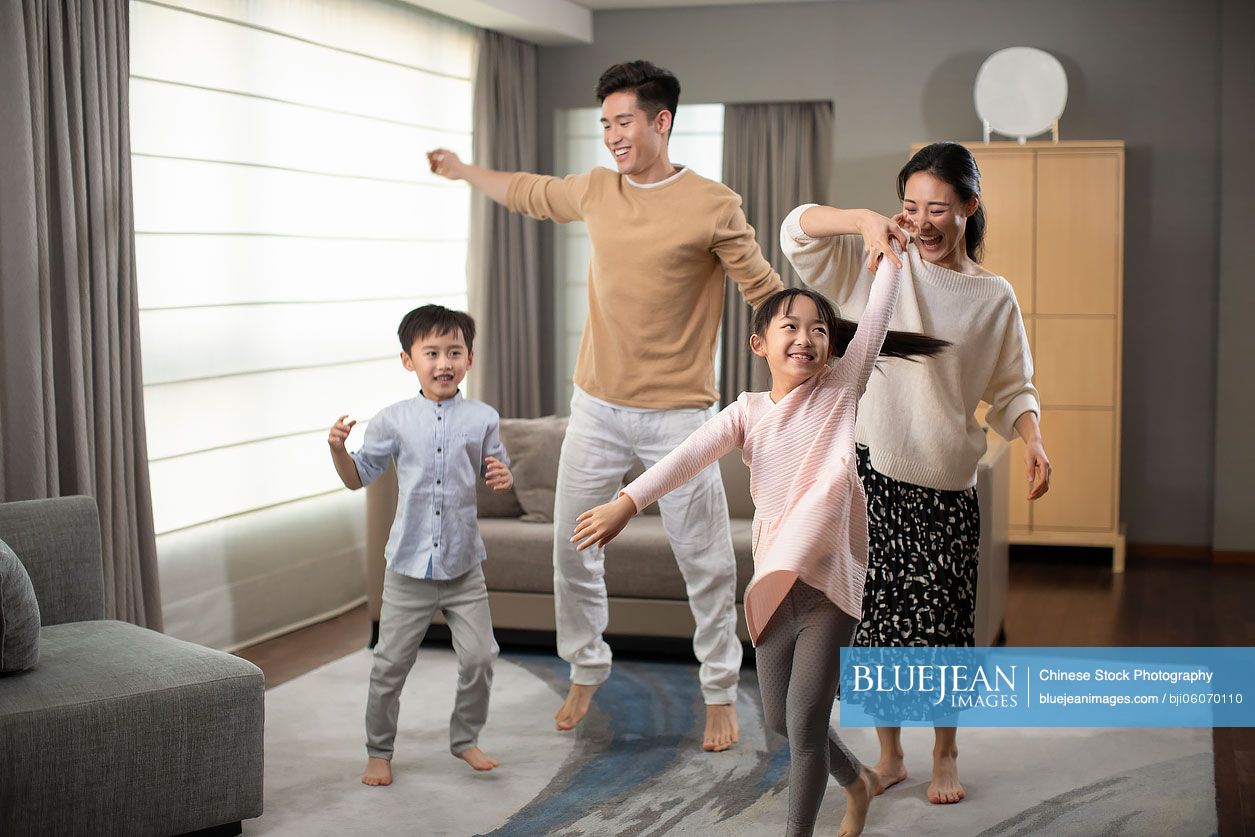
[552,389,742,704]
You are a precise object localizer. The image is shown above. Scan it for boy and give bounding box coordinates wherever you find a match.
[328,304,513,786]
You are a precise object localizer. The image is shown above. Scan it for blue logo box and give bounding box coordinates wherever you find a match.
[837,647,1255,727]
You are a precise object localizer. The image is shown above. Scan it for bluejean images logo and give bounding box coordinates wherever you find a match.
[850,661,1020,710]
[837,647,1255,728]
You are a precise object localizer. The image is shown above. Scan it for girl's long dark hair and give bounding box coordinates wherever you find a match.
[897,141,986,263]
[753,288,949,362]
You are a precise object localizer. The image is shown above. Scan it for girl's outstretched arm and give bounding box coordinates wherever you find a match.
[841,244,904,395]
[570,401,747,552]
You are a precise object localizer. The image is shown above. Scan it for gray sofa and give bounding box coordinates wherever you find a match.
[0,496,264,837]
[364,416,1010,647]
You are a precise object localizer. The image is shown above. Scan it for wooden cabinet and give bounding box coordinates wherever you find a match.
[919,141,1127,569]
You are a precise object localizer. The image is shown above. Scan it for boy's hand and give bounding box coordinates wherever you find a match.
[328,415,356,451]
[427,148,465,180]
[484,457,513,491]
[571,495,638,552]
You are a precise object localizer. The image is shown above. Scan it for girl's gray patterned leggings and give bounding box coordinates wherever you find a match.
[756,579,862,836]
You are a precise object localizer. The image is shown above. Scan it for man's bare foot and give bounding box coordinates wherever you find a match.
[555,682,599,730]
[839,766,877,837]
[928,752,965,804]
[703,703,739,752]
[454,746,500,771]
[361,756,392,786]
[870,754,908,795]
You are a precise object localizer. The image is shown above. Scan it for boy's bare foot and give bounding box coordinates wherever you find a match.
[703,703,739,751]
[839,766,877,837]
[870,754,908,795]
[555,682,599,730]
[928,752,965,804]
[454,746,500,771]
[361,756,392,786]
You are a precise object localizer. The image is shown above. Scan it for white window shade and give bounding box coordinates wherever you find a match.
[130,0,475,648]
[553,104,724,412]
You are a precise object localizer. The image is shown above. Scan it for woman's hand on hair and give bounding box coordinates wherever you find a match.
[571,494,638,551]
[857,210,910,273]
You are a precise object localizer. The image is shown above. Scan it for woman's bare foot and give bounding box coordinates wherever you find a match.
[928,751,965,804]
[839,766,877,837]
[361,756,392,786]
[870,754,908,795]
[703,703,739,751]
[454,746,500,771]
[554,682,599,730]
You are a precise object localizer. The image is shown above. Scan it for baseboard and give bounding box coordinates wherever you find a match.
[1127,542,1213,563]
[223,595,367,653]
[1127,543,1255,566]
[1214,549,1255,566]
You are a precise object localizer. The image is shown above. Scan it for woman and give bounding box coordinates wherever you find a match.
[781,142,1051,805]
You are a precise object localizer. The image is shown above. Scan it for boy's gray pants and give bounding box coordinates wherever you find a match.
[365,563,498,759]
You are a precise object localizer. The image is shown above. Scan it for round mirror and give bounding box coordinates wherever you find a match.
[974,47,1068,141]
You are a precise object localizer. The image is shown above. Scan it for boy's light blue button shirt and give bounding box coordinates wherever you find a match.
[350,391,507,581]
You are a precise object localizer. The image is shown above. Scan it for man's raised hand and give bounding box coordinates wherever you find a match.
[427,148,464,180]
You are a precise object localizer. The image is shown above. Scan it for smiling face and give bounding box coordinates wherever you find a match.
[600,90,671,179]
[750,293,832,392]
[402,327,471,402]
[901,171,978,268]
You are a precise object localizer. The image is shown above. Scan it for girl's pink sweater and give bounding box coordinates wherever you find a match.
[622,251,902,644]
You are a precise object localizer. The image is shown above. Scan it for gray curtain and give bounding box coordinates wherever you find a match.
[0,0,162,630]
[468,30,543,418]
[719,101,833,404]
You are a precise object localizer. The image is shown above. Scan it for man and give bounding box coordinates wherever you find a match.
[428,60,782,751]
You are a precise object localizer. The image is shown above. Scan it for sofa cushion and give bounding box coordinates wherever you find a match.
[499,416,567,522]
[0,537,40,673]
[0,620,264,834]
[480,516,755,600]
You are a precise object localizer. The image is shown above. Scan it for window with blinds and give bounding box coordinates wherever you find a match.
[553,104,725,412]
[129,0,476,648]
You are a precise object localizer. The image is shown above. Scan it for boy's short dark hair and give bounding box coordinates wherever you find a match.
[397,304,476,354]
[595,60,680,135]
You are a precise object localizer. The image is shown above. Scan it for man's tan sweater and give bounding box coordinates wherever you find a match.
[507,167,783,409]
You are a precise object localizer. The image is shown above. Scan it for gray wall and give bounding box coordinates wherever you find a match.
[1213,0,1255,553]
[535,0,1226,548]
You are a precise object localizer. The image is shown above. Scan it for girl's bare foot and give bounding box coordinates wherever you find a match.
[928,751,965,804]
[454,746,500,771]
[555,683,599,730]
[361,756,392,786]
[703,703,739,751]
[870,754,908,795]
[839,766,877,837]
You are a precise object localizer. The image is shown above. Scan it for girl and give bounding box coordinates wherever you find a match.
[571,254,946,837]
[781,141,1051,805]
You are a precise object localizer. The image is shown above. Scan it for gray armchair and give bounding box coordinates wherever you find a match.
[0,496,264,836]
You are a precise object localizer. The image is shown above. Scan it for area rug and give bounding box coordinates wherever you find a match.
[251,647,1218,836]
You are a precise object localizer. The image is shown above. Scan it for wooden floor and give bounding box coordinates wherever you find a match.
[236,553,1255,836]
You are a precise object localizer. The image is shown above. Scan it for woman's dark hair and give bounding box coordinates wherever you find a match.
[897,141,986,263]
[752,288,949,363]
[398,304,476,354]
[595,60,680,135]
